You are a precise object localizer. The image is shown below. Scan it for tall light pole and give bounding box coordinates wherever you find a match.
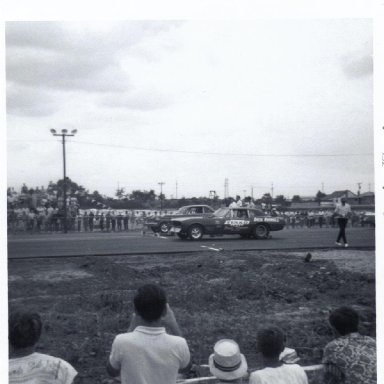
[50,128,77,233]
[158,182,165,213]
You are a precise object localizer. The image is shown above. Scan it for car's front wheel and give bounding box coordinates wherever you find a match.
[253,224,270,239]
[159,222,170,234]
[188,224,204,240]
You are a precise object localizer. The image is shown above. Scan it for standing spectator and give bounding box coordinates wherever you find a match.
[107,284,191,384]
[130,210,136,228]
[123,211,129,231]
[117,212,123,231]
[106,211,111,232]
[324,210,332,228]
[334,198,352,247]
[36,210,44,232]
[99,213,105,232]
[27,209,36,232]
[290,214,296,229]
[111,211,116,232]
[307,211,314,228]
[76,212,82,232]
[229,196,243,208]
[88,211,95,232]
[249,326,308,384]
[9,311,77,384]
[318,210,324,228]
[83,211,89,232]
[208,339,248,383]
[322,306,376,384]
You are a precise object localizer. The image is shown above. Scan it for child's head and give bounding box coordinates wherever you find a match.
[134,284,167,322]
[329,306,359,336]
[9,311,42,349]
[257,326,285,360]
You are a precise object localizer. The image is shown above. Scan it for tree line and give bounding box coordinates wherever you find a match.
[8,178,327,210]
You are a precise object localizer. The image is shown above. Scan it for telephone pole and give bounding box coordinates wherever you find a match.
[50,128,77,233]
[158,182,165,213]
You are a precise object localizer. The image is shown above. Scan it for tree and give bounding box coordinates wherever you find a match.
[115,187,126,200]
[21,183,29,194]
[274,195,287,207]
[129,190,157,208]
[315,190,326,205]
[261,193,273,207]
[291,195,302,203]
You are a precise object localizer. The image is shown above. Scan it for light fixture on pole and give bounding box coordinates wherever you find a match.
[50,128,77,233]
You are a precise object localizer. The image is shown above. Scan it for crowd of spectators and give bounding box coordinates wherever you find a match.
[281,210,366,229]
[7,202,373,235]
[9,284,376,384]
[7,208,149,234]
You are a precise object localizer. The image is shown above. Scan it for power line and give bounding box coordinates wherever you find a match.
[67,140,372,158]
[8,138,373,158]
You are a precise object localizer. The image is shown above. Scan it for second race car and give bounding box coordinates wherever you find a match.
[145,204,215,234]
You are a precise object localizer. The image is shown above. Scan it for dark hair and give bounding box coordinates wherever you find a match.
[134,284,167,322]
[257,326,285,358]
[9,311,42,349]
[329,306,359,335]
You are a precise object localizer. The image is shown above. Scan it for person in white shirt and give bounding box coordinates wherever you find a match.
[229,196,243,208]
[107,284,191,384]
[9,311,78,384]
[249,326,308,384]
[333,198,352,247]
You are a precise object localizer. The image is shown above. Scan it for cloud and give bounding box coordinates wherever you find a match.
[341,53,373,78]
[6,44,130,93]
[5,21,185,117]
[6,21,182,94]
[6,83,59,117]
[98,89,174,110]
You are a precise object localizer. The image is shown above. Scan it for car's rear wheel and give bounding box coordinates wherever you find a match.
[188,225,204,240]
[177,232,188,239]
[253,224,270,239]
[159,222,170,234]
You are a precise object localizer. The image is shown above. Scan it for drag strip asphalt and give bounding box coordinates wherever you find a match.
[7,227,375,259]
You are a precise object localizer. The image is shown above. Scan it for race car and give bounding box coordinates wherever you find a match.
[170,207,285,240]
[145,205,215,234]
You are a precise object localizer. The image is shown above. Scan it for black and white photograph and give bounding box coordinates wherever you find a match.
[3,2,382,384]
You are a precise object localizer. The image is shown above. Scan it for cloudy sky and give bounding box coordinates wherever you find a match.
[6,19,373,199]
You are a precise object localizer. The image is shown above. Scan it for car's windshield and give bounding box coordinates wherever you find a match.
[214,208,229,217]
[176,207,188,214]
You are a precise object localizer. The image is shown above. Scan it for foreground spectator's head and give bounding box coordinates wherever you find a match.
[134,284,167,322]
[209,339,248,382]
[329,306,359,336]
[9,311,42,350]
[257,326,285,360]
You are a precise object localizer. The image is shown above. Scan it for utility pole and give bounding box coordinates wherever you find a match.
[271,182,274,199]
[50,128,77,233]
[251,185,254,200]
[224,178,229,199]
[158,182,165,213]
[357,182,362,205]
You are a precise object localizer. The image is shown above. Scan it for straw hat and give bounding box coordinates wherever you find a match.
[209,339,248,381]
